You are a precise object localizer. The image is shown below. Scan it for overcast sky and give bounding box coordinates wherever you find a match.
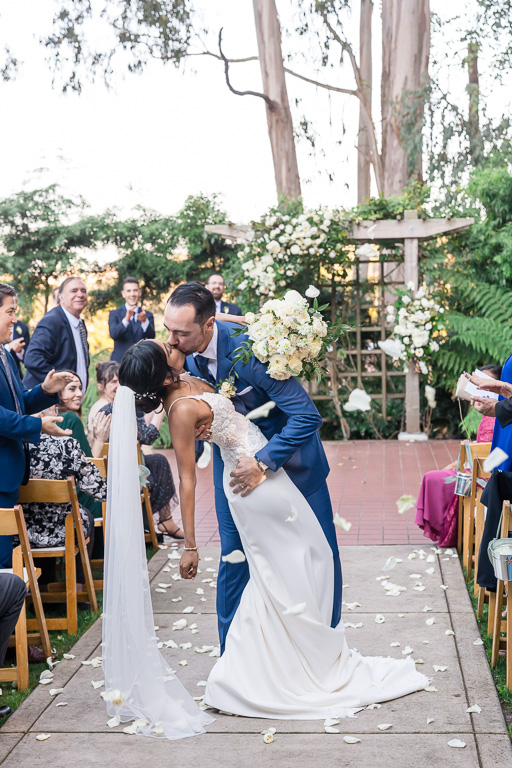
[0,0,508,226]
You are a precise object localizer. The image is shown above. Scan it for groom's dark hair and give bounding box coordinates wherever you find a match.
[167,282,216,326]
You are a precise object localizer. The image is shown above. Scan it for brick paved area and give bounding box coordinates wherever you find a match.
[159,439,459,547]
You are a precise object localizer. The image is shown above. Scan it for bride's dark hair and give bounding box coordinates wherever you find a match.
[119,340,179,413]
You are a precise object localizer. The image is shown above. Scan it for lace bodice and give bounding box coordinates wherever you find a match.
[169,392,267,472]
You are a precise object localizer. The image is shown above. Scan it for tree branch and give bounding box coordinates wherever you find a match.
[218,28,274,107]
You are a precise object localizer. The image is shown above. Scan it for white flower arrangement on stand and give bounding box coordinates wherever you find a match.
[378,282,446,377]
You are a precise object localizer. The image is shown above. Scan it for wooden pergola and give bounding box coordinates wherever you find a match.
[206,210,474,438]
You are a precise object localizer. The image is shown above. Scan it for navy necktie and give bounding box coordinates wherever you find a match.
[0,345,22,414]
[194,354,215,386]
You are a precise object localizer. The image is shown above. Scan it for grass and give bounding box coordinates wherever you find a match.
[0,545,157,726]
[464,570,512,740]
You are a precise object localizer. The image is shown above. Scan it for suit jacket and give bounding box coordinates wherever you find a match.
[8,320,30,376]
[109,306,156,363]
[495,397,512,429]
[185,320,329,496]
[23,306,88,389]
[218,301,242,316]
[0,348,57,493]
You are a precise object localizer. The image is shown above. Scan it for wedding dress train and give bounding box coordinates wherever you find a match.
[192,392,430,719]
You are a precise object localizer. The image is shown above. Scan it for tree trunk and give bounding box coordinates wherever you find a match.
[381,0,430,195]
[357,0,373,203]
[467,42,483,165]
[253,0,301,200]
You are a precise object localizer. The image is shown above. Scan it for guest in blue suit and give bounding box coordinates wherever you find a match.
[164,283,342,652]
[0,283,75,567]
[109,277,155,364]
[24,277,90,391]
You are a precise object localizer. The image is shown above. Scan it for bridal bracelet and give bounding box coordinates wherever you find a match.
[184,547,198,552]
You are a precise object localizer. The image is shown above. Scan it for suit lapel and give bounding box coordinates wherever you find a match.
[57,305,78,368]
[0,350,24,412]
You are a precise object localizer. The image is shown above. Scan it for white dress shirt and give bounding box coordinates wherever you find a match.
[61,306,88,390]
[193,323,218,380]
[121,303,150,331]
[215,299,223,313]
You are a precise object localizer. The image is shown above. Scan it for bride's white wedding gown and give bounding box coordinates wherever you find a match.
[177,392,430,720]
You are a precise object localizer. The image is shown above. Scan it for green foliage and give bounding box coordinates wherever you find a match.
[0,185,109,316]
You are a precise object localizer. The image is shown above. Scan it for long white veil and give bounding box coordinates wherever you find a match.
[102,386,214,739]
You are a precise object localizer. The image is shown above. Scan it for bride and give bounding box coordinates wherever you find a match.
[113,338,430,722]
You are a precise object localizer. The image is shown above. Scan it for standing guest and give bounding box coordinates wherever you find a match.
[109,277,155,363]
[86,361,119,441]
[24,277,90,391]
[205,273,242,316]
[0,573,26,716]
[0,282,74,568]
[5,319,30,377]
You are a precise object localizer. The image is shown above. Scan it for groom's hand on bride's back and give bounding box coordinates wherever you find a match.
[230,457,267,497]
[195,425,212,440]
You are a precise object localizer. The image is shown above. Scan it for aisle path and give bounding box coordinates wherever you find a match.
[160,439,459,546]
[2,545,510,767]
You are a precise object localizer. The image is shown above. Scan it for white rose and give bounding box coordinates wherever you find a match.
[267,354,290,380]
[248,322,267,342]
[260,313,275,327]
[309,338,323,357]
[402,295,411,305]
[252,340,269,362]
[305,285,320,298]
[406,281,415,291]
[266,240,280,254]
[312,316,327,337]
[244,311,256,325]
[287,356,303,375]
[290,244,301,256]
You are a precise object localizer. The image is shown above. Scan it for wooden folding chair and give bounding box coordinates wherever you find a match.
[0,505,52,690]
[463,442,492,583]
[491,501,512,689]
[18,477,98,635]
[86,457,107,589]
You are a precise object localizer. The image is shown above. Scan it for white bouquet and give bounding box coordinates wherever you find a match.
[233,288,345,381]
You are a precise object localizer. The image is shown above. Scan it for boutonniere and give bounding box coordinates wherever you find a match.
[223,306,230,314]
[16,325,22,335]
[218,375,237,399]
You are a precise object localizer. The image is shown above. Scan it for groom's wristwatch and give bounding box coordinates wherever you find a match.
[256,458,268,475]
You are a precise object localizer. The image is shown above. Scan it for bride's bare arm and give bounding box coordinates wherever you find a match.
[167,400,199,579]
[217,312,247,325]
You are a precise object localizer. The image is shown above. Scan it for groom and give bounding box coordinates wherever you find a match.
[165,283,342,652]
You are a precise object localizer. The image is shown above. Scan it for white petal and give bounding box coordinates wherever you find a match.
[283,602,306,616]
[440,585,448,590]
[408,553,417,560]
[344,388,372,412]
[55,702,68,707]
[36,734,51,741]
[426,554,436,563]
[426,717,435,725]
[333,514,352,531]
[344,602,361,610]
[123,724,138,735]
[171,597,182,602]
[424,685,438,692]
[415,659,425,665]
[107,716,121,728]
[343,736,361,744]
[158,583,173,589]
[178,660,188,667]
[422,606,433,612]
[324,726,340,734]
[221,549,246,564]
[183,606,195,614]
[172,619,187,630]
[483,447,509,472]
[413,585,426,592]
[49,688,64,696]
[155,588,167,594]
[402,646,414,655]
[286,505,299,523]
[473,638,484,646]
[422,640,430,644]
[390,642,401,647]
[324,718,340,727]
[39,679,52,685]
[447,739,466,748]
[246,401,276,420]
[375,614,385,624]
[196,680,208,687]
[445,630,455,636]
[396,495,416,514]
[366,703,382,710]
[425,567,435,575]
[377,724,393,731]
[409,573,422,579]
[162,566,171,573]
[426,618,435,626]
[62,653,75,660]
[263,732,274,743]
[382,556,397,571]
[164,639,178,649]
[39,669,54,680]
[433,665,447,672]
[466,704,482,714]
[91,680,104,689]
[305,285,320,298]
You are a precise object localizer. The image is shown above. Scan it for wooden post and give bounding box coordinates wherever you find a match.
[400,210,424,439]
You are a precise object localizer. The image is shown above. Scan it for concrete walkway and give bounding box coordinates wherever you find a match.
[1,544,511,767]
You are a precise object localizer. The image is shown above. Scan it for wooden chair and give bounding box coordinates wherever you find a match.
[17,477,98,635]
[491,501,512,689]
[100,442,159,552]
[87,457,107,590]
[0,505,52,690]
[462,442,492,583]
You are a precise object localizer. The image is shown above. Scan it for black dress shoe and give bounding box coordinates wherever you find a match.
[27,646,57,664]
[0,705,12,718]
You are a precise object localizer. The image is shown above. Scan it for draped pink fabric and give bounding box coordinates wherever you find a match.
[414,416,495,547]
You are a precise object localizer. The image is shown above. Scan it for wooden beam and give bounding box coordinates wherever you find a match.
[350,217,474,240]
[205,224,254,241]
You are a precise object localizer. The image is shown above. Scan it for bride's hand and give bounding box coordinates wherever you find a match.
[180,550,199,580]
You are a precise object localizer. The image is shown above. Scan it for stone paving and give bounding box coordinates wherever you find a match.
[161,439,459,547]
[1,543,511,768]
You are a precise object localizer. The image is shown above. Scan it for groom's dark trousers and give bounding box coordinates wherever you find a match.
[187,321,342,654]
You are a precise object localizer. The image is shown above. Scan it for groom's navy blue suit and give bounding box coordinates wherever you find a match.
[186,321,342,652]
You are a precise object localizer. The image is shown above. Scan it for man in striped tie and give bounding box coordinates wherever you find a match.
[24,276,90,391]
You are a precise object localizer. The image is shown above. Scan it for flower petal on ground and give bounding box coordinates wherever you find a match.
[325,726,340,734]
[263,732,274,743]
[91,680,104,689]
[396,495,416,514]
[377,724,393,731]
[382,556,398,571]
[445,630,455,636]
[36,734,51,741]
[62,653,75,660]
[366,703,382,710]
[343,736,361,744]
[324,718,340,727]
[375,614,385,624]
[448,739,466,748]
[107,716,121,728]
[426,717,435,725]
[466,704,482,714]
[424,685,438,692]
[426,618,435,626]
[473,638,484,645]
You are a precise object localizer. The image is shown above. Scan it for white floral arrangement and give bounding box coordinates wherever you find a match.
[378,282,445,376]
[233,288,345,382]
[236,209,352,298]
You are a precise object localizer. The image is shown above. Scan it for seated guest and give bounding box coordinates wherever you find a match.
[415,364,502,548]
[24,276,90,391]
[109,277,155,363]
[55,371,111,460]
[90,361,182,539]
[205,273,242,315]
[0,573,27,716]
[25,432,106,588]
[87,361,119,443]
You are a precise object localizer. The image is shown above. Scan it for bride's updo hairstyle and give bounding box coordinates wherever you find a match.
[119,340,179,413]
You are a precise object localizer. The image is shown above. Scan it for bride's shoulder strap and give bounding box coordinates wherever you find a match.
[167,395,197,417]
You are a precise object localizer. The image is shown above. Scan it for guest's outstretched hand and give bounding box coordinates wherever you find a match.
[42,369,77,394]
[41,416,73,436]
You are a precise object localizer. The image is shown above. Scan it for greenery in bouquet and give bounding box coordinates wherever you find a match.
[380,283,446,377]
[230,289,349,384]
